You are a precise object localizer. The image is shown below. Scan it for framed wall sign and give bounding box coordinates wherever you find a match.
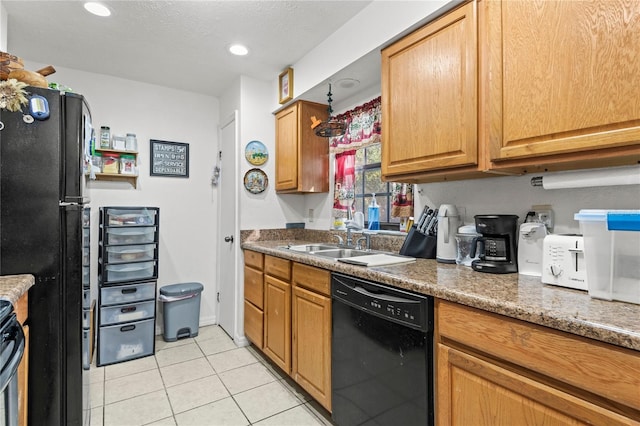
[279,67,293,104]
[150,139,189,177]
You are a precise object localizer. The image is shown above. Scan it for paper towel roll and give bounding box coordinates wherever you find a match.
[539,165,640,189]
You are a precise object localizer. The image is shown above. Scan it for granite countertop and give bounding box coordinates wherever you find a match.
[0,274,34,305]
[242,238,640,352]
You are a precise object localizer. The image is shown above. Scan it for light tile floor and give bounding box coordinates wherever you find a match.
[90,325,335,426]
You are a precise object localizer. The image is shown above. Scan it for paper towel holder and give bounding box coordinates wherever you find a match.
[530,165,640,189]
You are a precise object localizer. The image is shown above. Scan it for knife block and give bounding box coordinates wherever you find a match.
[399,225,437,259]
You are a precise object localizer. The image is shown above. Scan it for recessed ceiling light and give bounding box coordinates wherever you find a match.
[336,78,360,89]
[229,44,249,56]
[84,2,111,17]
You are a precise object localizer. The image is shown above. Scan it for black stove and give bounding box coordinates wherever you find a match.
[0,299,13,324]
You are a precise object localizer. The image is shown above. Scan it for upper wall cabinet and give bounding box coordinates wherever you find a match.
[275,101,329,193]
[381,0,640,183]
[484,0,640,174]
[381,1,481,183]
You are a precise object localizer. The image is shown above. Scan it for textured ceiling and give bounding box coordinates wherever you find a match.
[3,1,373,96]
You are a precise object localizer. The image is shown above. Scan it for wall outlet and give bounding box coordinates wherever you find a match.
[530,204,554,232]
[308,208,314,222]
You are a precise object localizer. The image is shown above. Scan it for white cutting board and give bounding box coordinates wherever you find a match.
[338,254,416,267]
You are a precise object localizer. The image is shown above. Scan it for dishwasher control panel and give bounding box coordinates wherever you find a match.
[332,273,433,331]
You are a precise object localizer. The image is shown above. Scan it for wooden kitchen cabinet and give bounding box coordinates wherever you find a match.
[243,250,264,348]
[483,0,640,174]
[381,0,640,183]
[275,100,329,193]
[292,263,332,411]
[436,300,640,425]
[243,254,333,412]
[262,255,292,373]
[381,1,483,183]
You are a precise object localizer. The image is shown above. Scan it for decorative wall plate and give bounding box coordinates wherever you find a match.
[244,168,268,194]
[245,140,268,165]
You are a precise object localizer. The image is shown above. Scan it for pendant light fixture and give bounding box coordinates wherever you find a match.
[311,83,346,138]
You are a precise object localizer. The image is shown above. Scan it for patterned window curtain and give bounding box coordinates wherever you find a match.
[391,183,414,218]
[332,150,356,219]
[331,96,414,225]
[329,96,381,154]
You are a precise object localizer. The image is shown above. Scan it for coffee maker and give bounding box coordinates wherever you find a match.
[471,215,519,274]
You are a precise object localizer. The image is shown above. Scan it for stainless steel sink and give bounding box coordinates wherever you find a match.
[285,244,339,253]
[311,249,371,259]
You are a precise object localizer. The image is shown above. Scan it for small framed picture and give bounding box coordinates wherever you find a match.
[279,67,293,104]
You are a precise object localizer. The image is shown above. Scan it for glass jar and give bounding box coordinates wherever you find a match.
[125,133,137,151]
[99,126,111,149]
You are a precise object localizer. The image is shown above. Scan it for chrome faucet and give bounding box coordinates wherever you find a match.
[355,232,373,251]
[333,223,362,248]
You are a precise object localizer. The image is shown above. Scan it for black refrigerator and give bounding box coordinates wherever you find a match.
[0,86,93,426]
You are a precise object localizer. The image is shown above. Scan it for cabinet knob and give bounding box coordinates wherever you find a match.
[224,236,234,243]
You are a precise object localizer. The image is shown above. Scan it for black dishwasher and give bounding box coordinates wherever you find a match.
[331,273,433,426]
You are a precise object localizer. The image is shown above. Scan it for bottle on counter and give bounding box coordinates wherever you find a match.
[368,193,380,230]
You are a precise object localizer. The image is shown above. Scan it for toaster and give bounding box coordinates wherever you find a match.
[541,234,588,290]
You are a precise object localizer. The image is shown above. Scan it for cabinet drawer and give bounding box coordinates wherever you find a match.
[244,250,264,270]
[83,265,90,286]
[83,246,90,266]
[106,244,156,263]
[244,300,263,348]
[83,307,91,329]
[292,263,330,296]
[437,300,640,411]
[98,318,154,365]
[83,227,90,247]
[100,300,156,325]
[244,266,263,309]
[104,260,157,283]
[265,255,291,281]
[100,281,156,306]
[106,208,157,226]
[105,226,157,245]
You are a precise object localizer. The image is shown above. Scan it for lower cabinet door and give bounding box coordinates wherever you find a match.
[263,275,291,373]
[436,343,633,426]
[244,300,263,348]
[292,285,331,412]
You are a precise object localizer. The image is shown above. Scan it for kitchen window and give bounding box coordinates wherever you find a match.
[353,143,399,228]
[331,96,413,230]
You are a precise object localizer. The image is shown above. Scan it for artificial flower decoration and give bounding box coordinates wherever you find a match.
[0,78,28,112]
